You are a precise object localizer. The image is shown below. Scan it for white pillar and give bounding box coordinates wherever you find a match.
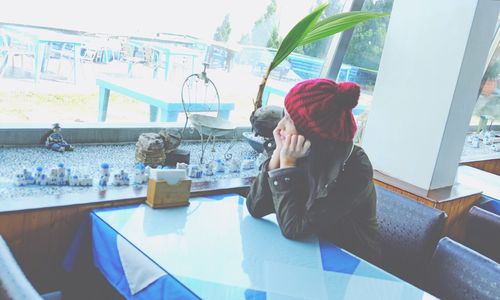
[363,0,499,190]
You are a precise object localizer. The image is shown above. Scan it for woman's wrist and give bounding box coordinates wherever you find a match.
[268,150,281,170]
[280,158,297,168]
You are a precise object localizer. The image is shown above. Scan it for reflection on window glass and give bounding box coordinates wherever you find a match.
[336,0,393,144]
[0,0,346,126]
[472,27,500,127]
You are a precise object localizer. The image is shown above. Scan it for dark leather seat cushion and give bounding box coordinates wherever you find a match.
[428,237,500,300]
[477,195,500,216]
[466,205,500,263]
[376,185,447,286]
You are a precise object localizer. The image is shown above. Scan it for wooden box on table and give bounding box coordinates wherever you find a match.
[146,178,191,208]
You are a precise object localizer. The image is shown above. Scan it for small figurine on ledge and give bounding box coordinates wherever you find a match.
[42,123,73,152]
[98,163,110,191]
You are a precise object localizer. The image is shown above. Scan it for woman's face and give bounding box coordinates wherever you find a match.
[275,110,298,142]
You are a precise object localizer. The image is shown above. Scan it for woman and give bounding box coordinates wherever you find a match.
[246,78,380,262]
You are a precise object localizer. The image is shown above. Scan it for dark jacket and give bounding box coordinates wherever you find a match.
[246,141,380,263]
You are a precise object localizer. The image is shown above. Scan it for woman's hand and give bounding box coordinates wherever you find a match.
[273,127,285,151]
[268,127,284,170]
[280,134,311,168]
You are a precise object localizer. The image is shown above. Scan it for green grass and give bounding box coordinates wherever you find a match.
[0,91,150,123]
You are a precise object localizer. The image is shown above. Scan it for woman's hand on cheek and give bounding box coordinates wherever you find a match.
[280,134,311,168]
[268,127,284,171]
[272,127,284,151]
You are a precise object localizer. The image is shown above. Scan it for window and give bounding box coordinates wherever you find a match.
[471,23,500,128]
[0,0,348,128]
[331,0,394,144]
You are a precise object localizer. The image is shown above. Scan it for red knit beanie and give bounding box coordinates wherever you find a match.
[284,78,359,141]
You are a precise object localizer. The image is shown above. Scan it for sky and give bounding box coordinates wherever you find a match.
[0,0,335,42]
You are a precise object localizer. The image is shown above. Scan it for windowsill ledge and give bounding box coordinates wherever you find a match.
[0,177,255,214]
[0,124,253,146]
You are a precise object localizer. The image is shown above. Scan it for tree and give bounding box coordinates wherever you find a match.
[296,0,342,58]
[240,0,280,48]
[213,14,232,42]
[239,33,251,45]
[267,26,280,48]
[343,0,393,70]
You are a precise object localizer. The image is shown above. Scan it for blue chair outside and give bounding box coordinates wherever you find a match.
[0,30,35,77]
[44,42,78,82]
[428,237,500,300]
[286,53,323,79]
[465,205,500,263]
[120,41,146,78]
[375,185,447,288]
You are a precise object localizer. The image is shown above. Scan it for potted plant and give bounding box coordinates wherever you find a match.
[248,2,389,147]
[481,60,500,96]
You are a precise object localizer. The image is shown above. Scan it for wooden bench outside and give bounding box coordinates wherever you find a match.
[96,77,235,122]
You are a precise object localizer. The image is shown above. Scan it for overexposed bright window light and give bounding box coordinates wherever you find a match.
[0,0,322,42]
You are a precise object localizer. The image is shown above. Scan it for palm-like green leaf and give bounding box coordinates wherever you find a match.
[269,3,327,71]
[301,11,389,45]
[254,4,389,112]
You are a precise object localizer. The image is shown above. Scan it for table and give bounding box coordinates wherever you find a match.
[96,77,235,122]
[128,39,199,80]
[456,165,500,201]
[461,132,500,175]
[456,165,500,215]
[90,193,435,299]
[4,26,82,83]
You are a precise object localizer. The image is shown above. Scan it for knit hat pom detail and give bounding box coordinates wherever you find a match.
[336,82,360,110]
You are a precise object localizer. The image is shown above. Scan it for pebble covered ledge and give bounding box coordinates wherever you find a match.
[0,140,261,204]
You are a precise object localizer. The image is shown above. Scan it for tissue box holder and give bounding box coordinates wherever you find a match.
[146,178,191,208]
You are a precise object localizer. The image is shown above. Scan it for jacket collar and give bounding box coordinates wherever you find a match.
[315,140,354,198]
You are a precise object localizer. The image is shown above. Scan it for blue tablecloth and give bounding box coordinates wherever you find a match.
[80,194,433,299]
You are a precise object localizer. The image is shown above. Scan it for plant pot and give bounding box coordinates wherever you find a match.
[243,131,265,153]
